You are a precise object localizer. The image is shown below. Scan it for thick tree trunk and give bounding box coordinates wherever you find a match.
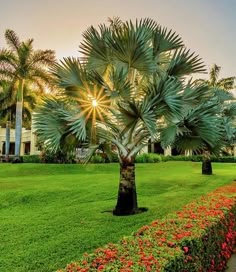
[113,160,138,216]
[202,150,212,175]
[5,121,11,162]
[14,79,24,161]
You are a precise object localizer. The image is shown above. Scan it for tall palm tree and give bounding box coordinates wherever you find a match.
[0,30,56,160]
[0,80,12,160]
[196,64,235,91]
[34,18,206,215]
[0,81,44,129]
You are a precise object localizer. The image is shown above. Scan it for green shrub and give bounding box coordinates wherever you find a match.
[90,154,105,163]
[135,153,162,163]
[40,150,76,163]
[211,156,235,163]
[22,155,41,163]
[161,155,235,163]
[109,152,119,163]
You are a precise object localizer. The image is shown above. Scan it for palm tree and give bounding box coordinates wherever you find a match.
[191,65,236,174]
[0,80,12,160]
[0,30,56,160]
[162,79,236,175]
[34,18,206,215]
[196,64,235,92]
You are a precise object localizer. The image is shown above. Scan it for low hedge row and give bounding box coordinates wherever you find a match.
[162,155,235,163]
[22,155,41,163]
[22,154,235,164]
[58,183,236,272]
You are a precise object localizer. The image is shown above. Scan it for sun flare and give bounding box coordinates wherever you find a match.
[76,87,111,141]
[92,99,98,107]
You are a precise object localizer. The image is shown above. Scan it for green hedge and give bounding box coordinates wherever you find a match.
[135,153,162,163]
[22,155,41,163]
[22,153,235,164]
[161,155,235,163]
[58,183,236,272]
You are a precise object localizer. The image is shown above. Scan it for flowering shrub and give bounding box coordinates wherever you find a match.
[58,183,236,272]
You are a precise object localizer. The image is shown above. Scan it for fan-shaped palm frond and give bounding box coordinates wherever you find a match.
[152,25,183,55]
[33,97,72,151]
[162,101,224,155]
[167,48,206,77]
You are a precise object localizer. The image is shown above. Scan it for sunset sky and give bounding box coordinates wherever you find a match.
[1,0,236,81]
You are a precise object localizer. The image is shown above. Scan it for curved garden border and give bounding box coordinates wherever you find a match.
[58,182,236,272]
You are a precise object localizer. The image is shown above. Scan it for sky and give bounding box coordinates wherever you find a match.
[0,0,236,84]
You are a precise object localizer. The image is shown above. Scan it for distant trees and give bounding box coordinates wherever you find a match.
[0,30,56,160]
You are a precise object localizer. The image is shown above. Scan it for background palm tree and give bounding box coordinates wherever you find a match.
[0,80,41,129]
[196,64,235,91]
[34,18,206,215]
[0,30,56,160]
[190,64,236,173]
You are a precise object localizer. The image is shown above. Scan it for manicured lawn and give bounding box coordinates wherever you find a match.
[0,162,235,272]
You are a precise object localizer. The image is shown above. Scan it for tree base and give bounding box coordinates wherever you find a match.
[113,207,148,216]
[202,160,212,175]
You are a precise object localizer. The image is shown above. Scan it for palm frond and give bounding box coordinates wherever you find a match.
[33,97,71,151]
[0,49,17,71]
[173,101,224,153]
[28,49,56,67]
[167,48,206,77]
[107,19,156,73]
[51,57,87,92]
[223,102,236,117]
[213,88,235,103]
[152,26,183,55]
[209,64,221,86]
[154,77,183,119]
[217,77,235,90]
[5,29,20,52]
[80,25,112,72]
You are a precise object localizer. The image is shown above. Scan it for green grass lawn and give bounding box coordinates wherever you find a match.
[0,162,235,272]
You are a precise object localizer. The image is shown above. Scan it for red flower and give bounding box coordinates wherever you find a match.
[183,246,189,254]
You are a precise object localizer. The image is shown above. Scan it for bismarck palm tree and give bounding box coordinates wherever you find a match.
[192,64,236,174]
[162,79,236,175]
[0,30,56,160]
[34,18,205,215]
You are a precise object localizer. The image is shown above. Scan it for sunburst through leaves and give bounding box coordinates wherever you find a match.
[77,86,111,141]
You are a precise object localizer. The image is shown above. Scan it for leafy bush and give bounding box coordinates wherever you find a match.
[90,154,105,164]
[135,153,162,163]
[40,150,77,163]
[161,155,235,163]
[22,155,41,163]
[109,152,119,163]
[211,156,235,163]
[58,183,236,272]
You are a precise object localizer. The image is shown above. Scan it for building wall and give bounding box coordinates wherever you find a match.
[0,126,39,156]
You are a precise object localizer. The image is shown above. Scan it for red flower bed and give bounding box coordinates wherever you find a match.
[58,182,236,272]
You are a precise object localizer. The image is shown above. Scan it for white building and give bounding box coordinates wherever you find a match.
[0,126,39,156]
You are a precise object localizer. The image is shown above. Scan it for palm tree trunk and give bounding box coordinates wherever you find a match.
[113,160,138,215]
[202,150,212,175]
[5,121,11,162]
[14,79,24,161]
